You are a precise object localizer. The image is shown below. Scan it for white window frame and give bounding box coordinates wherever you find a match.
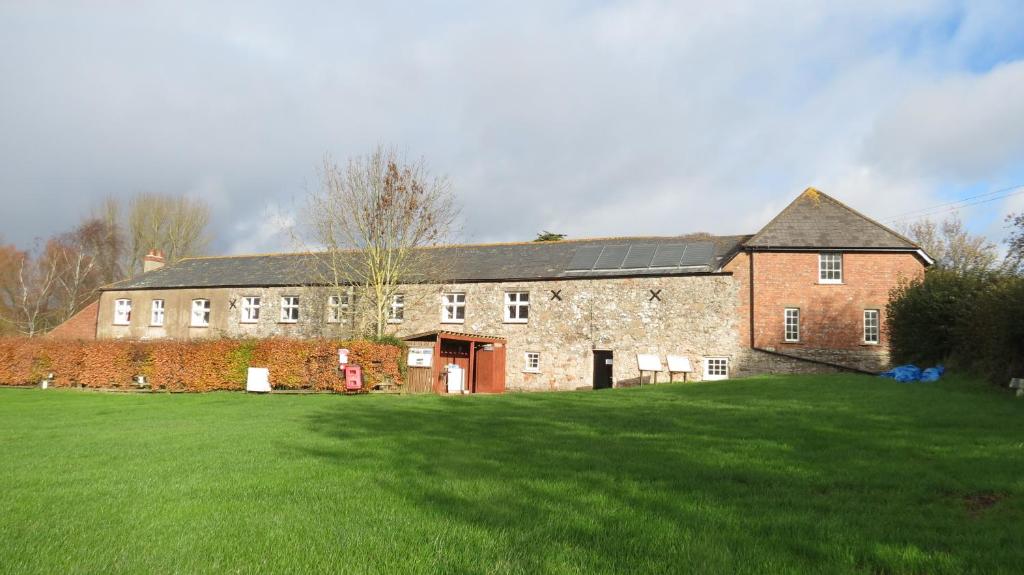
[524,351,540,373]
[864,309,880,345]
[327,294,349,323]
[819,252,843,284]
[150,299,165,327]
[241,296,261,323]
[784,308,800,342]
[113,299,132,325]
[504,291,530,323]
[280,296,300,323]
[441,292,466,323]
[702,357,729,381]
[388,294,405,323]
[190,299,211,327]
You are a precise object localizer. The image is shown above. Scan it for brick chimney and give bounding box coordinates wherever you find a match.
[143,249,166,273]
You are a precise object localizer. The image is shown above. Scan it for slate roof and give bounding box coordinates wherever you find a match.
[102,189,925,292]
[745,188,920,250]
[104,234,750,291]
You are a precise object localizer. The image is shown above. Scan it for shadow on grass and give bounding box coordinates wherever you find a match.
[297,376,1021,573]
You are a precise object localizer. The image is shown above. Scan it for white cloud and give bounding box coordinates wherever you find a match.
[864,60,1024,181]
[0,0,1022,250]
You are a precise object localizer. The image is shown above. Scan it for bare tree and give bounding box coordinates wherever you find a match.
[50,218,125,323]
[303,146,459,337]
[0,241,62,336]
[125,194,210,276]
[90,196,127,283]
[0,242,20,335]
[900,215,998,275]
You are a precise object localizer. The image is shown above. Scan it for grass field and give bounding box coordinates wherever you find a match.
[1,374,1022,574]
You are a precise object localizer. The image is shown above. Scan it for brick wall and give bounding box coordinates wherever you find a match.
[725,250,925,372]
[45,300,98,340]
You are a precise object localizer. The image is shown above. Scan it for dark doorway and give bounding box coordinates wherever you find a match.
[593,350,614,389]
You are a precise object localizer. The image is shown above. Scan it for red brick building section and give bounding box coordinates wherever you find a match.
[45,300,99,340]
[725,189,930,371]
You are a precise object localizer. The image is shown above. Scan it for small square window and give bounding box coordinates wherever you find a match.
[150,300,165,326]
[241,296,261,323]
[864,309,880,344]
[702,357,729,381]
[113,299,132,325]
[784,308,800,342]
[388,294,405,323]
[191,299,211,327]
[441,292,466,323]
[504,292,530,323]
[819,252,842,284]
[280,296,299,323]
[328,293,349,323]
[524,351,540,373]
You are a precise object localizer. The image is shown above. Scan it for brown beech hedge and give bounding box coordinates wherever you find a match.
[0,338,404,392]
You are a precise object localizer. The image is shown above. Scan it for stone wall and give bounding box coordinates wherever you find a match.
[97,286,357,342]
[383,275,742,390]
[98,274,744,391]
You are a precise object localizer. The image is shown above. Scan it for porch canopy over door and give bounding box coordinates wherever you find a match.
[403,330,507,394]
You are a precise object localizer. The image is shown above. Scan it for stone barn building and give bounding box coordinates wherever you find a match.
[91,189,930,391]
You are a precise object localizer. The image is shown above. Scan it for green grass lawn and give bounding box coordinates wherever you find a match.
[1,374,1022,574]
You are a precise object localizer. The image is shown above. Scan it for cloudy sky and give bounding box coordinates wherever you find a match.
[2,1,1024,255]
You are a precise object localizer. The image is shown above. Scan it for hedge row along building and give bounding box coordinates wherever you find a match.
[88,189,931,392]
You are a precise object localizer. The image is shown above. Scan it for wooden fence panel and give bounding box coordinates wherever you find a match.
[406,367,434,394]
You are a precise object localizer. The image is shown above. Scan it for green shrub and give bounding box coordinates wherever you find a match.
[888,269,1024,384]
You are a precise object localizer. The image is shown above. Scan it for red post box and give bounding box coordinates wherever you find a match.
[344,364,363,393]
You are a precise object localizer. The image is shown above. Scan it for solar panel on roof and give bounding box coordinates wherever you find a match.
[566,245,603,270]
[651,244,686,267]
[594,245,630,269]
[679,241,715,266]
[622,245,657,269]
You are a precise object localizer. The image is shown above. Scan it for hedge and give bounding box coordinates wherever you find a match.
[0,338,404,392]
[888,269,1024,385]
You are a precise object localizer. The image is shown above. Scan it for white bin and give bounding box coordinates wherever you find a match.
[446,364,464,394]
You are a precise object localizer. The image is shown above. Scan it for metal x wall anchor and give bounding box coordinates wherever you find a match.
[649,289,662,301]
[550,290,562,301]
[228,298,238,309]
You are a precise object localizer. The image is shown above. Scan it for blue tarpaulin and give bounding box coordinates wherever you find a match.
[879,364,944,383]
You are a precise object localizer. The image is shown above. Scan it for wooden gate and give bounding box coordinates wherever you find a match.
[406,367,435,394]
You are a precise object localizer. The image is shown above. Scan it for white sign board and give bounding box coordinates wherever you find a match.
[408,347,434,368]
[636,354,663,372]
[337,348,349,365]
[246,367,271,393]
[667,355,693,373]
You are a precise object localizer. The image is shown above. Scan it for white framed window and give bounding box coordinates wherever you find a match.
[280,296,299,323]
[150,299,165,326]
[441,292,466,323]
[784,308,800,342]
[819,252,842,284]
[504,291,530,323]
[524,351,540,373]
[190,299,211,327]
[113,299,132,325]
[702,357,729,381]
[327,294,349,323]
[241,296,261,323]
[388,294,405,323]
[864,309,880,344]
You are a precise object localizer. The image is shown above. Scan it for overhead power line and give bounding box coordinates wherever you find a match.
[884,184,1024,224]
